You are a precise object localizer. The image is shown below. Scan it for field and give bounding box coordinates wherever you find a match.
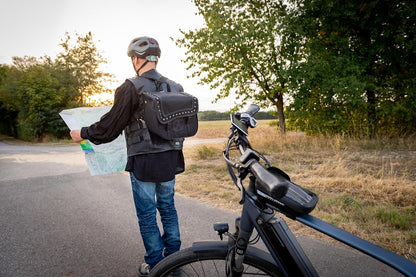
[178,120,416,262]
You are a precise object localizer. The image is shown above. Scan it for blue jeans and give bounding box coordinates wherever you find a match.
[129,173,181,268]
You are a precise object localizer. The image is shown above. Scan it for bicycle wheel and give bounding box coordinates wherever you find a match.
[149,241,282,277]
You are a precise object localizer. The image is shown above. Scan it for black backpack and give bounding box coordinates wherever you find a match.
[128,76,199,140]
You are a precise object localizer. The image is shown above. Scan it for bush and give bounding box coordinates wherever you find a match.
[197,146,217,159]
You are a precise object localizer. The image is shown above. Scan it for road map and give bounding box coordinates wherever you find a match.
[59,106,127,176]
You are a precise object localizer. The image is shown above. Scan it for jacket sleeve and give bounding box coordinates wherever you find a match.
[81,81,138,145]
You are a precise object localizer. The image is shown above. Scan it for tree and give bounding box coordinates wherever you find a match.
[56,32,114,105]
[0,57,79,140]
[285,0,416,137]
[175,0,295,134]
[0,32,114,141]
[0,64,18,136]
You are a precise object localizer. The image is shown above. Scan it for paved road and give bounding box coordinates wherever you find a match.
[0,141,405,276]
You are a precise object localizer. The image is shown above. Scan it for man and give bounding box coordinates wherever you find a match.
[70,37,183,276]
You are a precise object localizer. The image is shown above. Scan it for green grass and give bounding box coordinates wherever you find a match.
[197,145,217,159]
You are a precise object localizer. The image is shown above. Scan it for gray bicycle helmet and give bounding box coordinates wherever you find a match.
[127,37,161,60]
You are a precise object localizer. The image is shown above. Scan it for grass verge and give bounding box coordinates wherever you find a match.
[178,120,416,262]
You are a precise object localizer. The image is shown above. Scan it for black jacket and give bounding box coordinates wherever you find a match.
[80,69,185,182]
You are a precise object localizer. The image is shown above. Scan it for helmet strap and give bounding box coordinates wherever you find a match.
[136,60,149,76]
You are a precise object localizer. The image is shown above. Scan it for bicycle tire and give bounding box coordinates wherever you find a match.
[149,241,282,277]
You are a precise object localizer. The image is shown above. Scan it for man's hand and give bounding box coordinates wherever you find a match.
[70,130,83,143]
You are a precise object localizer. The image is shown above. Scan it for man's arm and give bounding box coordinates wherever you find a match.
[68,81,137,145]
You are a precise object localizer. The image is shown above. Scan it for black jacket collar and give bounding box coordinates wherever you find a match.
[140,69,161,81]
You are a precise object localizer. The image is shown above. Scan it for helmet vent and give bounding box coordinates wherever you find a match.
[127,37,161,58]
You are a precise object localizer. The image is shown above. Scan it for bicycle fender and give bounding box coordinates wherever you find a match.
[192,241,228,254]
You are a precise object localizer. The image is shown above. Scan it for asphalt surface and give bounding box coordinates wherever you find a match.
[0,140,407,276]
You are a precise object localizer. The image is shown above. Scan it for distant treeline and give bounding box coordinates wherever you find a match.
[198,110,276,121]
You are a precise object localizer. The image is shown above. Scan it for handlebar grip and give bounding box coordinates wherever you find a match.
[249,160,288,199]
[244,104,260,117]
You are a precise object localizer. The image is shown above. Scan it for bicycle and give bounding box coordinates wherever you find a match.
[150,104,416,277]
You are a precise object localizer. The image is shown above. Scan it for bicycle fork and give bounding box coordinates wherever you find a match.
[214,217,249,277]
[230,216,250,276]
[214,216,251,277]
[215,197,319,277]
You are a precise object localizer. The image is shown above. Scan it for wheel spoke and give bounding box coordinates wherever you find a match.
[173,260,275,276]
[150,245,280,277]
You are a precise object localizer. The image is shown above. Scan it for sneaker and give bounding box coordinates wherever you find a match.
[138,263,150,277]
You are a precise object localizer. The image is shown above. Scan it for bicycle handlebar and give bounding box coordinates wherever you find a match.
[225,104,288,201]
[242,103,260,117]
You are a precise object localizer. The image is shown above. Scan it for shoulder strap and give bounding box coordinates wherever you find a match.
[127,77,145,120]
[155,76,171,92]
[128,75,171,92]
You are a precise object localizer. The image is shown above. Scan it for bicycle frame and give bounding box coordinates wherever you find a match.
[233,179,319,277]
[297,215,416,277]
[222,106,416,277]
[229,185,416,276]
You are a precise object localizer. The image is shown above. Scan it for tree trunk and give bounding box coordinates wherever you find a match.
[276,93,286,134]
[366,89,377,138]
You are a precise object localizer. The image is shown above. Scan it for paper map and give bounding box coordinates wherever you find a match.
[59,106,127,176]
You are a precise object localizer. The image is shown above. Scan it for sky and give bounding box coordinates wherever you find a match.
[0,0,236,111]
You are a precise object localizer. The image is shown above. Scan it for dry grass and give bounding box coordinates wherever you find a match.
[191,120,232,139]
[178,120,416,262]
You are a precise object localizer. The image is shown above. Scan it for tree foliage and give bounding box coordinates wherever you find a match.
[0,57,79,140]
[56,32,114,104]
[0,32,113,141]
[286,0,416,137]
[175,0,292,134]
[178,0,415,138]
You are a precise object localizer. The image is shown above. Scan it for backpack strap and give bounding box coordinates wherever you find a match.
[127,75,172,121]
[157,76,171,92]
[127,77,146,120]
[128,74,172,92]
[147,76,171,92]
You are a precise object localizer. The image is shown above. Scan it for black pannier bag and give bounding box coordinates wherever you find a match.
[129,76,199,140]
[258,166,319,218]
